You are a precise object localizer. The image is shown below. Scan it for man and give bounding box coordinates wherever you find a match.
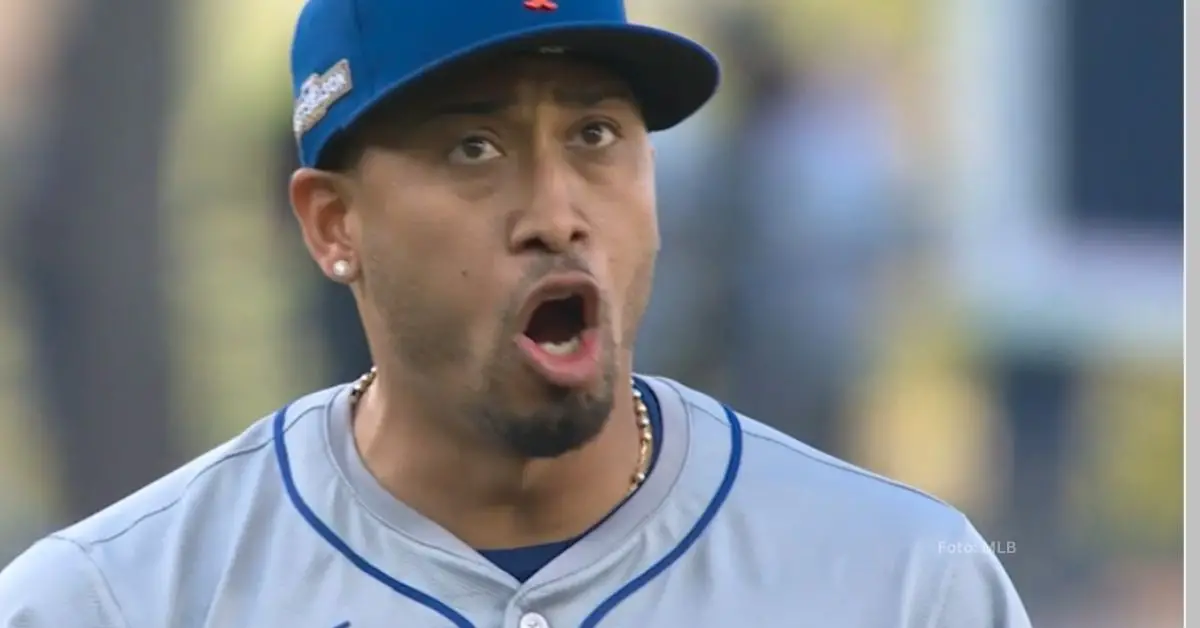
[0,1,1032,626]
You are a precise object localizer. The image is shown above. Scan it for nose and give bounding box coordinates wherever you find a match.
[508,156,590,255]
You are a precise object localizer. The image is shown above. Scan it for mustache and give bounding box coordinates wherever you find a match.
[515,254,594,290]
[502,254,602,331]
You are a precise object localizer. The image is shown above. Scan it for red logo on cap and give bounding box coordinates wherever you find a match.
[523,0,557,10]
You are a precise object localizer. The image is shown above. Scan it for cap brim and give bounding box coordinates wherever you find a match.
[363,23,720,133]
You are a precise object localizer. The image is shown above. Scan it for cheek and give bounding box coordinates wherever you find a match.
[586,169,658,333]
[601,169,657,257]
[585,151,656,237]
[378,186,512,337]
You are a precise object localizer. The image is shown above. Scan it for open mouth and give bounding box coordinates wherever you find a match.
[519,281,599,356]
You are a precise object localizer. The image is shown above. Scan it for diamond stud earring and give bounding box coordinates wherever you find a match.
[331,259,352,279]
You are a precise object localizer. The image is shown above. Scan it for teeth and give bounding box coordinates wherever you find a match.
[539,336,581,356]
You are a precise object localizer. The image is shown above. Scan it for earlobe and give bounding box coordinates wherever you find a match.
[289,168,359,281]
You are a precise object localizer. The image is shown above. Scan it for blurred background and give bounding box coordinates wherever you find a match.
[0,0,1182,625]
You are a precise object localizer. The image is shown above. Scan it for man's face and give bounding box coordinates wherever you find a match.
[307,55,659,458]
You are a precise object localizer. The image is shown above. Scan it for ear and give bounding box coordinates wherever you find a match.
[289,167,360,282]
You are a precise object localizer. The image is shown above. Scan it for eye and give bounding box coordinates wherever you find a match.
[448,136,503,165]
[569,121,619,150]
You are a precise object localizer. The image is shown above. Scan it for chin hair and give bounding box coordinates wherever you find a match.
[485,385,616,459]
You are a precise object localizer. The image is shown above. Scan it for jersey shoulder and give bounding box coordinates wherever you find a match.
[54,392,322,551]
[657,375,963,526]
[0,536,125,627]
[646,376,1030,626]
[0,386,342,626]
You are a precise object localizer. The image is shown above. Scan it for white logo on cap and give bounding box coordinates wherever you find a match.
[293,59,353,140]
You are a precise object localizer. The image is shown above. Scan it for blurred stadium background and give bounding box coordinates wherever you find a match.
[0,0,1182,625]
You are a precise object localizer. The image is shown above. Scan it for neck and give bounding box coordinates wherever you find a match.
[351,367,643,549]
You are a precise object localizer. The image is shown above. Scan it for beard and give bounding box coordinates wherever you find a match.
[464,265,622,458]
[462,255,625,458]
[367,249,624,459]
[470,335,619,459]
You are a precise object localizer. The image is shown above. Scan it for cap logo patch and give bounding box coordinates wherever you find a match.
[293,59,353,140]
[523,0,558,11]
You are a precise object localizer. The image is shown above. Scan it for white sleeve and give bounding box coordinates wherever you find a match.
[933,517,1033,628]
[0,536,129,628]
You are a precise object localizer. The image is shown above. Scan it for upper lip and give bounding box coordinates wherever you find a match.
[516,272,601,333]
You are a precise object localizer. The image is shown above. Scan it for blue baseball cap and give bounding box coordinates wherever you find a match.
[289,0,721,168]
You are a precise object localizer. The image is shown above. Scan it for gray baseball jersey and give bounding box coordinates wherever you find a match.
[0,376,1030,627]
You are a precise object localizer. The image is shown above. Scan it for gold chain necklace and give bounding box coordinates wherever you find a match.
[348,367,654,494]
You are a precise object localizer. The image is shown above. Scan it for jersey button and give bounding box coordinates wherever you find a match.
[519,611,550,628]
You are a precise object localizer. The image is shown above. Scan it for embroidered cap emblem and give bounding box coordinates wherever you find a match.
[524,0,558,11]
[293,59,353,140]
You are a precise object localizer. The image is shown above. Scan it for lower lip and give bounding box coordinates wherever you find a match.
[515,329,601,387]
